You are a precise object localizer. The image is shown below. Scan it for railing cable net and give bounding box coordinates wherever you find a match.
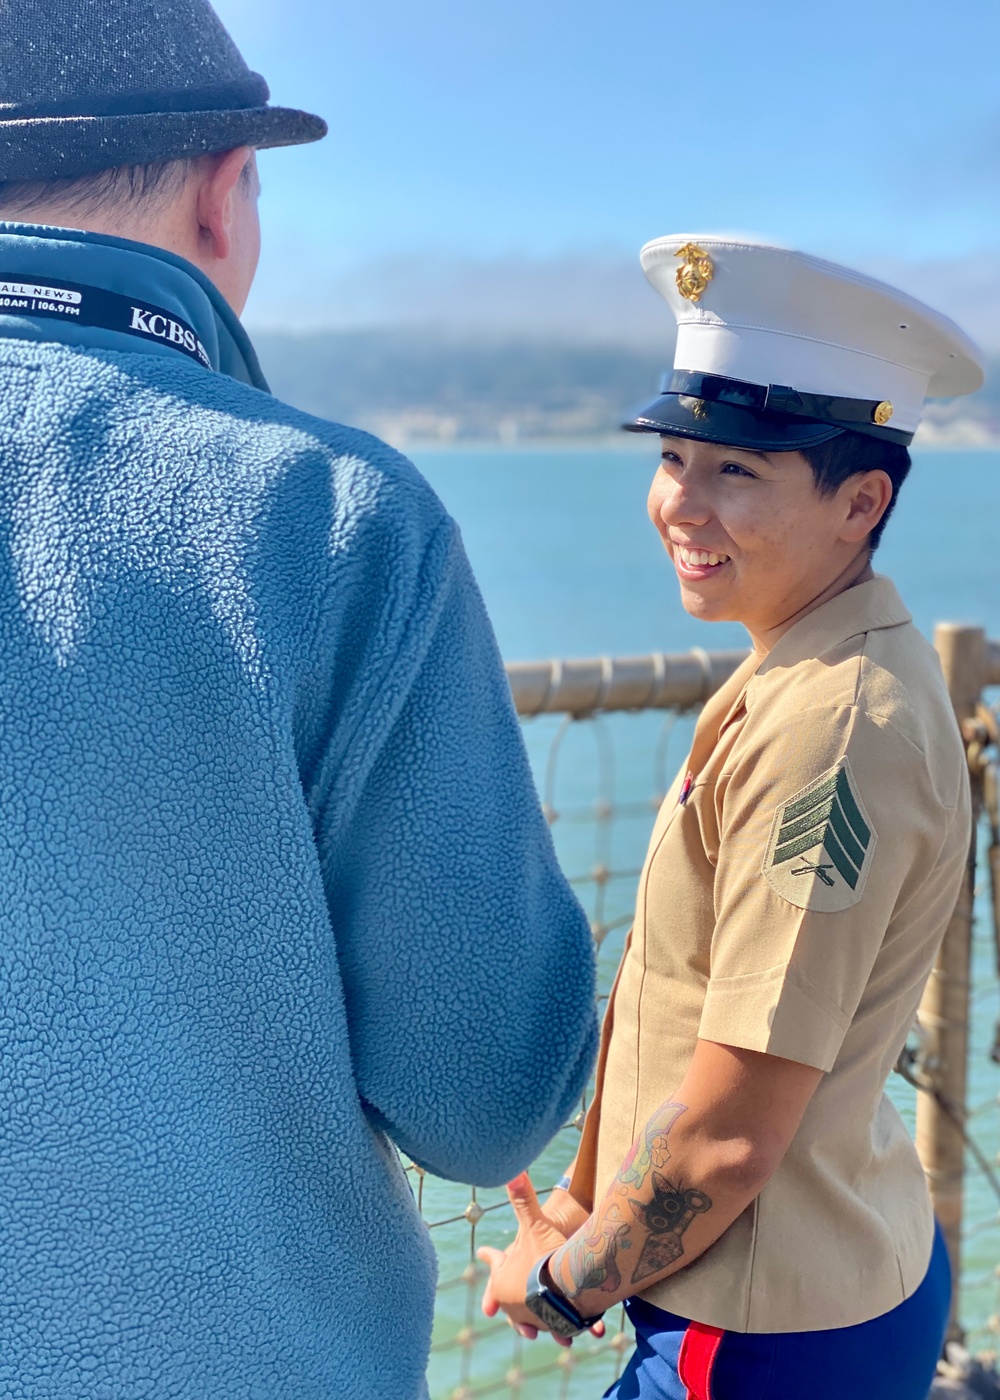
[415,644,1000,1398]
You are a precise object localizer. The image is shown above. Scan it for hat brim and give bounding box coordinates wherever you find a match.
[0,107,328,182]
[624,391,847,453]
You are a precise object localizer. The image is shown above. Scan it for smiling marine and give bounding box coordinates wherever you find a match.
[479,236,988,1400]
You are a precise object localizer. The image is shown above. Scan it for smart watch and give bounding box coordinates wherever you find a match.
[524,1252,605,1339]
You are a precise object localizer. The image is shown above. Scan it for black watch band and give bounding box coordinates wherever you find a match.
[524,1252,605,1339]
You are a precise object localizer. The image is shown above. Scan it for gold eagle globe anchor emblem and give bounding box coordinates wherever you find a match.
[674,243,715,303]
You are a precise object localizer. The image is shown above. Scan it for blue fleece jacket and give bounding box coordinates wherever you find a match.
[0,227,597,1399]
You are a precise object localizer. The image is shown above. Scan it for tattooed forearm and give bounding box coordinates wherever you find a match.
[545,1044,817,1315]
[551,1100,715,1305]
[559,1221,630,1294]
[617,1101,687,1188]
[627,1177,712,1283]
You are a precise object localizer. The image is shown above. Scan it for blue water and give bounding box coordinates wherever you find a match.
[407,444,1000,1396]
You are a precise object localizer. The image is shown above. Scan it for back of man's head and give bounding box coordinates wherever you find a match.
[0,0,326,312]
[0,152,263,314]
[0,160,208,226]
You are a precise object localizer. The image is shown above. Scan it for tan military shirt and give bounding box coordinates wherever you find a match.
[570,576,970,1333]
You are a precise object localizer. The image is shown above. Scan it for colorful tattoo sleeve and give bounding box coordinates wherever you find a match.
[551,1100,714,1305]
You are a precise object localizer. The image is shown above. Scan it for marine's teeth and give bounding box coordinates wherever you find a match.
[678,547,730,567]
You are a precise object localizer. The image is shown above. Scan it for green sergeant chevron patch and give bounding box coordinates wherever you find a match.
[763,758,877,912]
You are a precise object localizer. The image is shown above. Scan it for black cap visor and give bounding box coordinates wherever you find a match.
[624,391,845,453]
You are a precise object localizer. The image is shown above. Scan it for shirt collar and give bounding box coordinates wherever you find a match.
[749,575,911,701]
[0,223,269,392]
[686,575,909,771]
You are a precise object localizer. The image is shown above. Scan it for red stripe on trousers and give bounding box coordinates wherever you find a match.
[677,1320,725,1400]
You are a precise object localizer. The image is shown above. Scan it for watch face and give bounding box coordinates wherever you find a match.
[525,1291,582,1339]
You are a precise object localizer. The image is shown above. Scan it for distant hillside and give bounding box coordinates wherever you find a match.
[252,329,1000,447]
[253,330,665,443]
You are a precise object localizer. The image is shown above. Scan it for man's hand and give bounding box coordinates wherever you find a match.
[476,1173,606,1347]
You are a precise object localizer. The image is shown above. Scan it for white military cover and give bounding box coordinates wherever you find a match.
[641,235,984,435]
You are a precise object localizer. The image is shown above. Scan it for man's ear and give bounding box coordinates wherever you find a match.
[195,146,254,262]
[840,469,893,544]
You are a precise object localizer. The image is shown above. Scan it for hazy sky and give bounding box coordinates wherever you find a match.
[211,0,1000,338]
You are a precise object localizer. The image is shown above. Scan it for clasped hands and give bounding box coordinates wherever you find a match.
[476,1172,606,1348]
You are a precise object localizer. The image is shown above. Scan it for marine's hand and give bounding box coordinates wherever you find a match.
[477,1172,571,1344]
[542,1184,590,1239]
[477,1173,605,1348]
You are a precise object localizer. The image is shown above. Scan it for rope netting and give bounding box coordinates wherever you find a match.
[949,697,1000,1354]
[416,688,1000,1399]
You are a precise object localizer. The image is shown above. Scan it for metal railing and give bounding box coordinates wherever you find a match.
[418,628,1000,1399]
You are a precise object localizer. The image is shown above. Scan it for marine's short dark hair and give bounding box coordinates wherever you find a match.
[800,431,912,551]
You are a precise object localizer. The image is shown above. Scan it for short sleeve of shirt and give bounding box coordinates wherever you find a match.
[699,703,953,1071]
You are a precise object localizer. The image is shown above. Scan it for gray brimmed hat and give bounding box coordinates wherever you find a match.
[0,0,328,183]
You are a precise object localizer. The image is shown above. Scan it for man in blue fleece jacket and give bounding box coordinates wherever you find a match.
[0,2,598,1396]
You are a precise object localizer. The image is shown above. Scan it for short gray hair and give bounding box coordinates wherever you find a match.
[0,154,254,221]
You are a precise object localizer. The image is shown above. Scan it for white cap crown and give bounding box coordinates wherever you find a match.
[640,235,984,438]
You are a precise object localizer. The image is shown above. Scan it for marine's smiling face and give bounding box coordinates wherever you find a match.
[647,435,874,641]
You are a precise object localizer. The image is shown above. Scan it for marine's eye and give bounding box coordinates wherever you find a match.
[721,461,756,478]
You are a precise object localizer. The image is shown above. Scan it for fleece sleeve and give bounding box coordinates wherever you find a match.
[310,518,598,1187]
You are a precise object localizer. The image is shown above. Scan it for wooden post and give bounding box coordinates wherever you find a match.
[919,624,985,1340]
